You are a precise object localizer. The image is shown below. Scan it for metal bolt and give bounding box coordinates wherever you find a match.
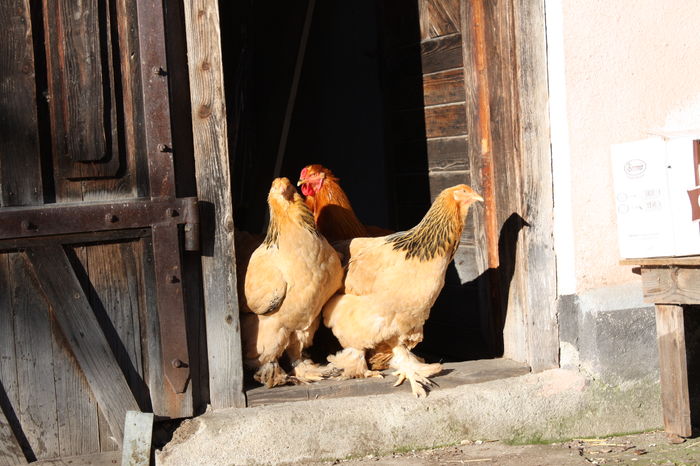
[152,66,168,76]
[166,208,179,217]
[105,213,118,223]
[171,358,184,368]
[21,220,36,231]
[157,143,172,153]
[168,275,179,284]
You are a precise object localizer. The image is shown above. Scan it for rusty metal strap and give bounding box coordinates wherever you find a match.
[0,197,199,247]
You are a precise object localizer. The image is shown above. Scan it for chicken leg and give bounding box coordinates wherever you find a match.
[327,347,383,379]
[389,345,442,397]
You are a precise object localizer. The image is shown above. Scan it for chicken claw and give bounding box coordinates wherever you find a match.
[254,361,289,388]
[291,359,328,383]
[391,369,438,398]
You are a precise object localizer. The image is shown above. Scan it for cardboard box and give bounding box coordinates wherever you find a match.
[611,134,700,259]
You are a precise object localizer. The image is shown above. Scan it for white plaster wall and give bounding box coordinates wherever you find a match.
[551,0,700,292]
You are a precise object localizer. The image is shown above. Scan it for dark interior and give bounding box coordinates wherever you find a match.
[218,0,491,367]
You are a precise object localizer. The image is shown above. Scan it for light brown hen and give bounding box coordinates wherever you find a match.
[322,184,483,397]
[239,177,344,387]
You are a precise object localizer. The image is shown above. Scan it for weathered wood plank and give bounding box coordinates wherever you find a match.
[11,252,59,461]
[183,0,245,409]
[655,304,692,437]
[120,411,153,466]
[0,254,23,465]
[32,451,121,466]
[390,68,466,110]
[51,316,100,458]
[640,267,700,305]
[394,137,469,175]
[420,33,463,74]
[513,0,558,371]
[25,246,140,446]
[393,104,467,142]
[42,0,120,186]
[0,397,26,465]
[460,0,492,355]
[0,0,43,207]
[621,256,700,267]
[246,359,529,407]
[419,0,460,40]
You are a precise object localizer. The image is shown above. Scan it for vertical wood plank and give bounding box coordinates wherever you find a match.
[25,246,140,446]
[0,254,27,465]
[0,0,43,207]
[183,0,245,409]
[655,304,692,437]
[120,411,153,466]
[11,253,60,460]
[51,319,100,458]
[0,408,26,466]
[513,0,558,370]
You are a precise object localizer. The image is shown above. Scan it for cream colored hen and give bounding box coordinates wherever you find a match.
[239,177,343,387]
[322,184,483,397]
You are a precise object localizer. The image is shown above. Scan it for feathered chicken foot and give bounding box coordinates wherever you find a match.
[254,361,289,388]
[389,345,442,397]
[288,359,338,384]
[327,348,384,379]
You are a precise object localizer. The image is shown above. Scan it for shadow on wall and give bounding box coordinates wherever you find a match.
[418,213,528,361]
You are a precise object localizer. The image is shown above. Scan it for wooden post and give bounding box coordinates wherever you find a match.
[120,411,153,466]
[183,0,246,409]
[655,304,692,437]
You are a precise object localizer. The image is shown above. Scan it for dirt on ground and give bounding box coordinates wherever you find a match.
[311,431,700,466]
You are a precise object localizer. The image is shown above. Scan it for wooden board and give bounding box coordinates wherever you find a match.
[0,0,43,207]
[513,0,558,371]
[640,267,700,305]
[620,256,700,266]
[25,246,140,446]
[11,252,59,461]
[183,0,246,409]
[120,411,153,466]
[32,451,121,466]
[655,304,692,437]
[246,359,529,407]
[0,406,26,465]
[419,0,460,40]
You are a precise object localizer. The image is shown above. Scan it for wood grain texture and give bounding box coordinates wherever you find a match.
[640,267,700,304]
[621,256,700,266]
[246,359,529,407]
[11,252,60,460]
[0,255,22,463]
[25,246,139,446]
[31,451,120,466]
[390,68,465,110]
[419,0,460,40]
[513,0,558,371]
[655,304,692,437]
[183,0,245,409]
[0,0,43,207]
[42,0,121,185]
[420,33,463,74]
[51,317,100,458]
[0,407,26,465]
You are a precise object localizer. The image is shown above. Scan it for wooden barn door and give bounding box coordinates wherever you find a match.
[0,0,200,462]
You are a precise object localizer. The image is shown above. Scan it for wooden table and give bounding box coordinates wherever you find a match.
[621,256,700,437]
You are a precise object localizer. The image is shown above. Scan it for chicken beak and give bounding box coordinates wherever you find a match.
[474,194,484,202]
[297,179,306,186]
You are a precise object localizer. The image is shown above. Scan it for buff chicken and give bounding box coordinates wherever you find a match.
[297,164,392,243]
[239,177,344,387]
[322,184,483,397]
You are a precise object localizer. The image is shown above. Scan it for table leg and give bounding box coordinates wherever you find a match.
[655,304,692,437]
